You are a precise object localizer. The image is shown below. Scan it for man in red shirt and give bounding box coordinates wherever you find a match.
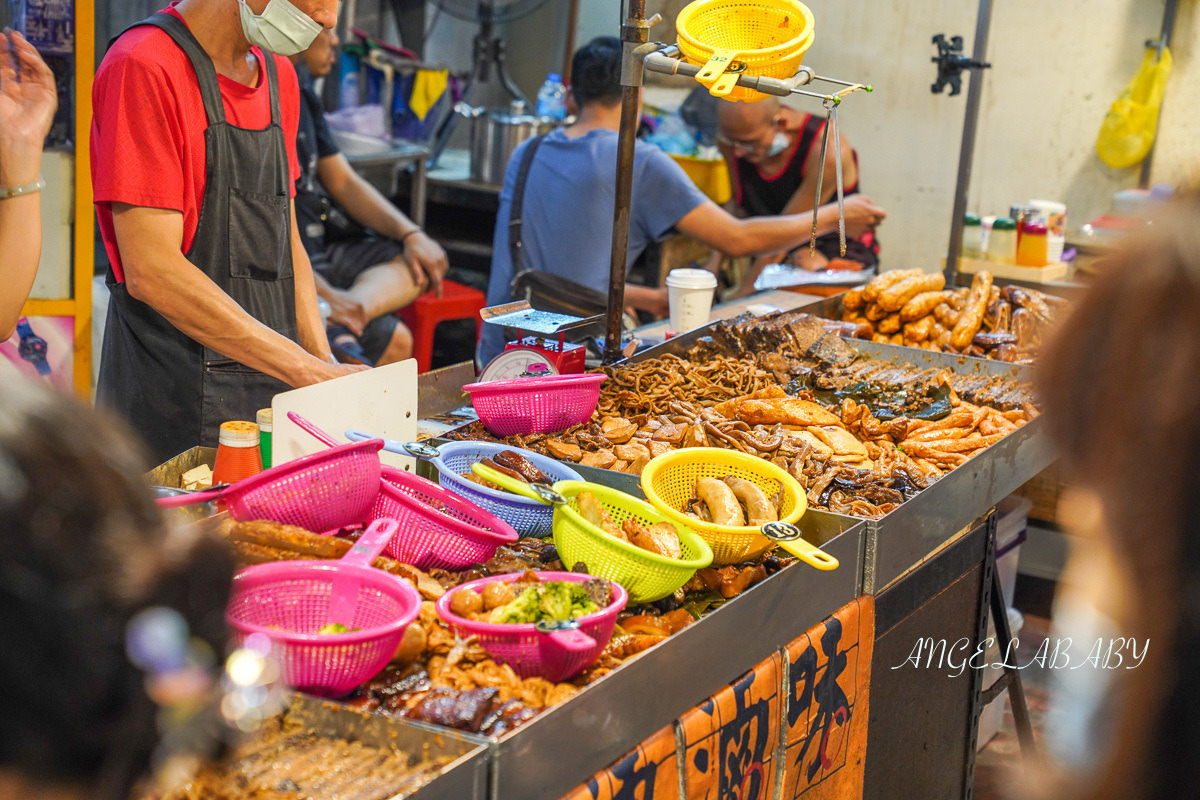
[92,0,362,461]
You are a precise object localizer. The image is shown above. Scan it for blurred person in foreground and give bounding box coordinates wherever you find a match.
[0,379,236,800]
[0,30,57,340]
[1026,184,1200,799]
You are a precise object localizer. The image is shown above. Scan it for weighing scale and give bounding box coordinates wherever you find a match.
[478,301,607,380]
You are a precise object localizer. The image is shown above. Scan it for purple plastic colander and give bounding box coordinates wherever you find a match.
[435,571,627,683]
[225,518,421,697]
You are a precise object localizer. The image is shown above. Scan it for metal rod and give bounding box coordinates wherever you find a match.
[944,0,995,289]
[832,103,846,255]
[1139,0,1178,188]
[604,0,649,365]
[809,108,831,255]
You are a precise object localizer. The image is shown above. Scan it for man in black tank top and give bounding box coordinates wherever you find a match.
[717,98,880,281]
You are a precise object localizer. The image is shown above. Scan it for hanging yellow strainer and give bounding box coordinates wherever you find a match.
[676,0,816,102]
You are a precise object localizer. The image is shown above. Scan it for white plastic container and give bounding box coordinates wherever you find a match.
[665,268,718,333]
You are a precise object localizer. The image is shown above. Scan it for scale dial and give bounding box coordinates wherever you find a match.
[478,347,560,382]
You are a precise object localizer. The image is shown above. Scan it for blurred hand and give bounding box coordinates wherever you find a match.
[402,231,448,298]
[643,287,669,318]
[841,195,887,239]
[0,31,56,185]
[324,287,368,337]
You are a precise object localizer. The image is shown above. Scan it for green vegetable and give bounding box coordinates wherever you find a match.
[317,623,360,634]
[491,581,600,624]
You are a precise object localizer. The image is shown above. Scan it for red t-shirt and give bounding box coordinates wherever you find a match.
[92,4,301,282]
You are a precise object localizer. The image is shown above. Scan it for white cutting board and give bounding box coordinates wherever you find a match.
[271,360,418,472]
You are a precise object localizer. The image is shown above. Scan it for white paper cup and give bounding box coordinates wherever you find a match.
[666,268,718,332]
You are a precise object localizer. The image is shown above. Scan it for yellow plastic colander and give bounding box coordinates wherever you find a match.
[471,464,714,604]
[640,448,836,570]
[676,0,816,102]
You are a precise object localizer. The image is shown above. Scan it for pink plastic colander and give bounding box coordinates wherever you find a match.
[369,465,518,569]
[435,571,627,683]
[156,439,384,531]
[461,373,607,437]
[225,518,421,698]
[287,412,518,569]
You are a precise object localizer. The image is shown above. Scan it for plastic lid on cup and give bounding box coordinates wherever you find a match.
[665,268,718,289]
[991,217,1017,231]
[219,420,260,448]
[964,213,981,226]
[256,408,273,433]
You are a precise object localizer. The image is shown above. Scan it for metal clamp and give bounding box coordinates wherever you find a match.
[535,618,582,634]
[529,482,567,507]
[760,521,803,542]
[403,441,441,460]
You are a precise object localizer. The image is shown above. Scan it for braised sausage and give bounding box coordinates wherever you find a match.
[722,476,778,525]
[878,273,947,312]
[950,270,993,350]
[862,269,922,303]
[877,313,902,334]
[899,290,952,322]
[696,477,745,526]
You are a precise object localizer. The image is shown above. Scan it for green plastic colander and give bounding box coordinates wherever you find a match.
[472,464,713,604]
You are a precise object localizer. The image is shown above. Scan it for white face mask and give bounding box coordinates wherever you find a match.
[765,131,790,157]
[237,0,322,56]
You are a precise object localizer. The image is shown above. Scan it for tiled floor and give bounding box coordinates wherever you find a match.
[974,614,1053,799]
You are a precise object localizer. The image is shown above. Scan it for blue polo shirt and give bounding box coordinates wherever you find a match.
[477,128,709,366]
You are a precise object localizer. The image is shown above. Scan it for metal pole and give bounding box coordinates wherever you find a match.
[943,0,994,289]
[603,0,649,365]
[1139,0,1178,188]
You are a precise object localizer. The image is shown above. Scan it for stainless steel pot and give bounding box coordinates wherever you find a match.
[457,100,557,185]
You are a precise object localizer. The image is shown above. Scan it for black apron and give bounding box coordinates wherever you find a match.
[97,13,297,463]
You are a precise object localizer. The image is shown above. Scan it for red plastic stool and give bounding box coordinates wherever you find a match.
[396,280,486,373]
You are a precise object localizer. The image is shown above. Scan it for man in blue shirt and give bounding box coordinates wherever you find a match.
[478,37,886,367]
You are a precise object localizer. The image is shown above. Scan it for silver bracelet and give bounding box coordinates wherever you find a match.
[0,178,46,199]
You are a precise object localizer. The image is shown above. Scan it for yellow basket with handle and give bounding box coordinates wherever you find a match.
[640,448,836,570]
[471,464,713,604]
[676,0,816,103]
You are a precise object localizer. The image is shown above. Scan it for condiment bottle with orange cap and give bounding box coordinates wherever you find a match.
[212,420,263,486]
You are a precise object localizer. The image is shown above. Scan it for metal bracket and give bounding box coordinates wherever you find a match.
[931,34,991,96]
[535,618,582,634]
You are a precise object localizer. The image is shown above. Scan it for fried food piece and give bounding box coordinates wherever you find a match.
[877,272,946,312]
[579,449,617,469]
[622,519,683,559]
[862,268,922,303]
[903,316,934,343]
[722,476,778,525]
[841,286,866,311]
[546,439,582,461]
[900,290,952,321]
[950,270,993,350]
[876,313,902,334]
[577,491,624,539]
[696,477,745,527]
[599,417,637,444]
[863,303,890,321]
[714,396,841,427]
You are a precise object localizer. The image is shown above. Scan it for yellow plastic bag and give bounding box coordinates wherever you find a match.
[1096,46,1173,169]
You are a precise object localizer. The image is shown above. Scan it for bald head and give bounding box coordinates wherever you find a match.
[716,98,788,163]
[717,98,780,130]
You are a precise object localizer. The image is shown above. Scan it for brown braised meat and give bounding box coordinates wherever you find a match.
[492,450,554,484]
[407,686,502,732]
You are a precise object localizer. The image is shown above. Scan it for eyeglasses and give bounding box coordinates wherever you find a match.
[716,132,770,153]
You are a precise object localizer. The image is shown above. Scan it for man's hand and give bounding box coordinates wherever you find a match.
[402,231,448,298]
[841,195,887,238]
[292,357,370,387]
[324,286,368,336]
